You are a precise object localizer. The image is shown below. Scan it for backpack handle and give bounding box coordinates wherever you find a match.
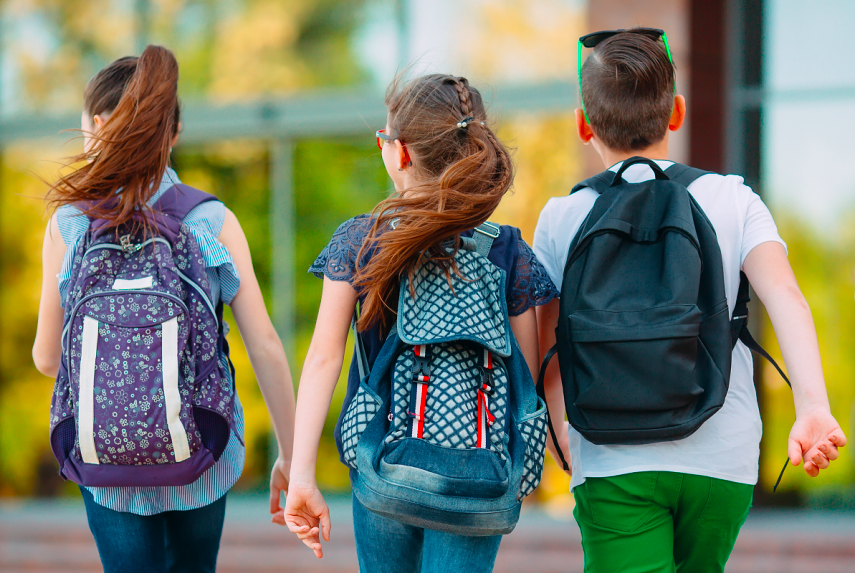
[610,156,670,187]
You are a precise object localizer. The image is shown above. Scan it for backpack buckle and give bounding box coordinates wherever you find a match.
[480,368,494,396]
[119,234,141,253]
[412,357,431,382]
[475,222,500,239]
[412,345,431,383]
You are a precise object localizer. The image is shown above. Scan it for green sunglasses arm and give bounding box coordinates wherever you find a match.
[578,40,590,124]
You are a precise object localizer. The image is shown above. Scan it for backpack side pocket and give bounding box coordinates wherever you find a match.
[517,397,548,500]
[340,379,382,469]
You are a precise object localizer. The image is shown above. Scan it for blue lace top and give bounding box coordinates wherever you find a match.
[309,214,558,461]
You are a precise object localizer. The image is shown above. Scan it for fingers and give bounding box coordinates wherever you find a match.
[787,438,803,466]
[803,460,819,477]
[292,524,324,558]
[802,445,830,477]
[320,507,332,542]
[806,446,830,469]
[271,510,287,526]
[284,514,325,557]
[270,487,282,514]
[829,429,847,448]
[818,442,840,462]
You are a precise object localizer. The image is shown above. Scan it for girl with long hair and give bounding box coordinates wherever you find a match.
[32,45,296,573]
[279,74,558,572]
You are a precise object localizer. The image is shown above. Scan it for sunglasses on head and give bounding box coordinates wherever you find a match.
[376,129,412,166]
[577,28,675,123]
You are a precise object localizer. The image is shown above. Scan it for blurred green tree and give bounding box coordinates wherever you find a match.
[0,0,371,496]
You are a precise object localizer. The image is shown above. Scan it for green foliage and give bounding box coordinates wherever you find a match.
[0,144,62,496]
[171,136,388,492]
[1,0,369,113]
[292,138,389,489]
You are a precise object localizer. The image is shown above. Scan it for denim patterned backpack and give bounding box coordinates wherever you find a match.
[49,185,236,487]
[341,223,549,536]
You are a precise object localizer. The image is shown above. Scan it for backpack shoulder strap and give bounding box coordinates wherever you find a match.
[570,171,613,195]
[664,163,712,188]
[154,183,219,221]
[473,221,501,258]
[352,306,370,380]
[536,344,570,471]
[152,184,219,242]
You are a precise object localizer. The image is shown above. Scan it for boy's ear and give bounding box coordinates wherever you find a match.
[669,95,687,132]
[575,108,595,144]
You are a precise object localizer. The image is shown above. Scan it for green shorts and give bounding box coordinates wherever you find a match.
[573,472,753,573]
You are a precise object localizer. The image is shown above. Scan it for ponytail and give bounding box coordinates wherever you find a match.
[48,45,181,230]
[353,74,514,333]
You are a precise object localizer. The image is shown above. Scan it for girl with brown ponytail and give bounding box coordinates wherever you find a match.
[33,46,296,573]
[281,74,558,571]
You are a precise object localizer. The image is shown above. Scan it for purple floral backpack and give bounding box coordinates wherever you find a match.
[49,184,236,487]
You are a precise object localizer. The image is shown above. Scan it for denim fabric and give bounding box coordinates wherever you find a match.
[352,495,502,573]
[80,486,227,573]
[309,216,557,464]
[349,330,531,536]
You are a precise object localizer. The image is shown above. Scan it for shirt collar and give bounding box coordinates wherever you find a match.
[148,167,181,205]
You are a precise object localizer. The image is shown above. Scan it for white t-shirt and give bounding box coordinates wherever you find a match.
[533,160,787,489]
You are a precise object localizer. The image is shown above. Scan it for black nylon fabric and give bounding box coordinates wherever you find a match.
[556,158,732,445]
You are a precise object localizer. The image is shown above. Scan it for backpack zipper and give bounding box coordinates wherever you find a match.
[174,268,218,328]
[82,237,171,260]
[81,238,218,328]
[65,290,189,360]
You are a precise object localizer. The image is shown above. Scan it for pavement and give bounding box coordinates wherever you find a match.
[3,493,855,572]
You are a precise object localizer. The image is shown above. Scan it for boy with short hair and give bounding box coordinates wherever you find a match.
[533,28,846,572]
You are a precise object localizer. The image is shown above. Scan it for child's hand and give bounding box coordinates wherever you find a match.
[278,481,331,559]
[268,457,291,518]
[788,406,847,477]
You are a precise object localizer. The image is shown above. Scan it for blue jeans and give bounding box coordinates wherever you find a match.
[80,486,227,573]
[352,494,502,573]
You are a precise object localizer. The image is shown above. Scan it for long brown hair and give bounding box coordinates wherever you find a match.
[48,45,181,228]
[354,74,514,332]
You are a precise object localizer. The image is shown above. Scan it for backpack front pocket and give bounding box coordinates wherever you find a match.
[570,305,703,420]
[517,397,548,500]
[69,291,196,466]
[340,380,382,469]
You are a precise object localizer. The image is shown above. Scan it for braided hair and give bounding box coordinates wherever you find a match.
[353,74,514,332]
[450,77,473,116]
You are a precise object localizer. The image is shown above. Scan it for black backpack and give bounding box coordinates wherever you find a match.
[539,158,791,478]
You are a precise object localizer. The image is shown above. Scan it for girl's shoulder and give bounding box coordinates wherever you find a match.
[471,223,558,316]
[55,204,89,247]
[462,223,522,273]
[309,214,374,282]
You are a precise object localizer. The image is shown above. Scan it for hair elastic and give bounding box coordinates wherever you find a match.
[456,117,486,129]
[456,117,475,129]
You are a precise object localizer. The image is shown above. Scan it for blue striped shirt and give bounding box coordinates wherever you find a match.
[56,168,245,515]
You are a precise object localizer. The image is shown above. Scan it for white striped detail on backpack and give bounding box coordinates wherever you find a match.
[477,349,496,449]
[410,344,429,439]
[112,276,154,290]
[79,316,101,464]
[162,317,191,462]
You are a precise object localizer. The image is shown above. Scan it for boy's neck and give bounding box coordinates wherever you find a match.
[595,137,671,170]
